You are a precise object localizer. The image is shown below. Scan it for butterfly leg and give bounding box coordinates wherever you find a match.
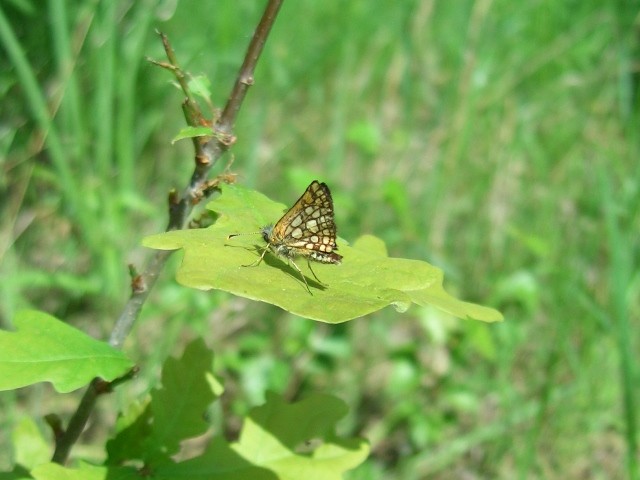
[306,259,327,286]
[288,259,312,295]
[242,245,270,268]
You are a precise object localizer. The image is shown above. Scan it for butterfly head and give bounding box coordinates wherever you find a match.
[260,224,273,243]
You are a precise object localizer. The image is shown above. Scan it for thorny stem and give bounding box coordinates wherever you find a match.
[51,0,285,464]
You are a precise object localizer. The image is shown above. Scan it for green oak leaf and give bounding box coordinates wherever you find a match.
[107,339,221,465]
[31,395,367,480]
[171,125,214,144]
[103,341,366,478]
[0,310,134,393]
[105,398,153,465]
[12,417,50,470]
[147,338,221,460]
[0,472,31,480]
[143,183,503,323]
[30,462,138,480]
[158,392,369,479]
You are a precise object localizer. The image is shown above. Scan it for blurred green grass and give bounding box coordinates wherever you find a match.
[1,0,638,478]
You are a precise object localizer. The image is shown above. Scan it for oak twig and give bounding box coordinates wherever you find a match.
[51,0,285,464]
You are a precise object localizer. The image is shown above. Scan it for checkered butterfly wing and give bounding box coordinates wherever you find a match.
[271,181,342,263]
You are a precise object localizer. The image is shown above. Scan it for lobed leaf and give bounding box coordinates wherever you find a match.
[101,340,367,478]
[144,183,503,323]
[106,339,221,465]
[0,310,134,393]
[158,392,369,480]
[147,338,221,459]
[30,463,138,480]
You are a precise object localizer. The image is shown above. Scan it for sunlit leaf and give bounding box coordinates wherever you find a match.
[0,311,133,393]
[30,463,137,480]
[159,392,369,480]
[171,125,213,144]
[144,183,503,323]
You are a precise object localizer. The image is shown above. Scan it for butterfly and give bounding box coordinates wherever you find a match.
[228,180,342,294]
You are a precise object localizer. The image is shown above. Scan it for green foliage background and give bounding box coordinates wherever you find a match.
[1,0,638,478]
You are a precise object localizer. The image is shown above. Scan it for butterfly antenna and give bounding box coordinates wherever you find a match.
[227,231,261,239]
